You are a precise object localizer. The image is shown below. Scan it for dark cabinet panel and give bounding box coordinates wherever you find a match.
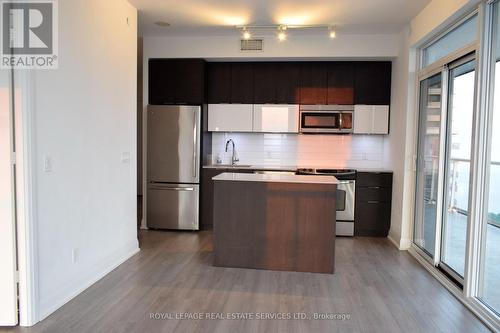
[275,62,301,104]
[201,168,255,229]
[327,62,354,105]
[356,187,392,202]
[355,171,393,237]
[148,59,176,105]
[148,59,205,105]
[201,168,226,229]
[231,63,254,103]
[356,172,393,187]
[176,59,205,104]
[253,62,276,104]
[354,61,392,105]
[207,63,232,103]
[355,201,391,237]
[299,63,328,104]
[205,61,391,106]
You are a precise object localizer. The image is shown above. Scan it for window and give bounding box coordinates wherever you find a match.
[422,14,478,68]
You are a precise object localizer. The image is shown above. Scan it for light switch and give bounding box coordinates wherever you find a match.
[43,155,52,172]
[121,151,131,164]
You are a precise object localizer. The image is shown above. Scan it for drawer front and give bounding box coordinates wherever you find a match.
[147,184,200,230]
[355,201,391,237]
[356,187,392,203]
[356,172,393,187]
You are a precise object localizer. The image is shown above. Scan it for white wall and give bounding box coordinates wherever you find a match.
[28,0,138,321]
[384,27,416,249]
[143,33,400,59]
[212,132,387,170]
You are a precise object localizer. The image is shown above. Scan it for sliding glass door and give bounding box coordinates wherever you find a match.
[414,73,443,258]
[478,0,500,315]
[440,58,476,280]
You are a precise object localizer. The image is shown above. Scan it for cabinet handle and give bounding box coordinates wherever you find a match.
[368,200,379,204]
[368,186,381,189]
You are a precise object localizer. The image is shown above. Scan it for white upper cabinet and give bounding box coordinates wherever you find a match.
[208,104,253,132]
[353,105,389,135]
[253,104,299,133]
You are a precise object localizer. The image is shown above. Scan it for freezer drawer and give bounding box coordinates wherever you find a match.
[147,184,199,230]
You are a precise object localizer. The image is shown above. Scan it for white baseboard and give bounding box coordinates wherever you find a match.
[387,235,412,251]
[36,239,140,323]
[387,235,401,249]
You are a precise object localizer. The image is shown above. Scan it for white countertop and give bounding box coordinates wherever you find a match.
[212,172,338,185]
[203,164,393,173]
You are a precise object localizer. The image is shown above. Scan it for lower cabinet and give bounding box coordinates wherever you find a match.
[200,168,254,229]
[354,172,393,237]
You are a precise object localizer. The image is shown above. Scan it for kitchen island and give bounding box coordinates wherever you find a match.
[212,172,337,274]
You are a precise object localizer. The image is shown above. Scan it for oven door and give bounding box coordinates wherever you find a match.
[300,111,341,133]
[336,180,355,236]
[336,180,355,221]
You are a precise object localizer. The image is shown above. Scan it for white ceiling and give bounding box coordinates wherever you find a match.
[129,0,431,37]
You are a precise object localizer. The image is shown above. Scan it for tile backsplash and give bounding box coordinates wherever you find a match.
[210,133,386,169]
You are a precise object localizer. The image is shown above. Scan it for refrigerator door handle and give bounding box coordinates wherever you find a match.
[193,111,197,180]
[149,185,195,191]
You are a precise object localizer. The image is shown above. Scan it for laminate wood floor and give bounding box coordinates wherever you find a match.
[1,230,492,333]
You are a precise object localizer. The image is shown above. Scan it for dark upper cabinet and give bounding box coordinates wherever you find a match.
[354,61,392,105]
[205,61,391,106]
[299,62,328,104]
[275,62,301,104]
[327,62,354,105]
[253,62,300,104]
[207,62,232,103]
[148,59,205,105]
[253,62,276,104]
[231,63,254,103]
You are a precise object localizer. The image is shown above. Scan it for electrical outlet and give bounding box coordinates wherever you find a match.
[72,248,79,264]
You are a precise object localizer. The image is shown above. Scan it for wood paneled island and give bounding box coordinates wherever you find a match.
[213,172,337,274]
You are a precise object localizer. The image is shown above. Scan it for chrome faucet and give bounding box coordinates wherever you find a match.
[225,139,239,165]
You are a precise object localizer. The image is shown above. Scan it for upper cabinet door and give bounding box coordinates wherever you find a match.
[372,105,390,134]
[207,63,232,103]
[207,104,253,132]
[275,62,301,104]
[176,59,205,104]
[148,59,176,105]
[253,104,299,133]
[327,62,354,105]
[148,59,205,105]
[231,63,254,103]
[253,62,276,104]
[299,63,328,104]
[353,105,390,135]
[354,62,392,105]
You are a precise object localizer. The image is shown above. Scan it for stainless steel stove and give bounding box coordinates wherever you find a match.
[297,168,356,236]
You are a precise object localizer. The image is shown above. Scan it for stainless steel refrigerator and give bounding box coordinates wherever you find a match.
[147,105,201,230]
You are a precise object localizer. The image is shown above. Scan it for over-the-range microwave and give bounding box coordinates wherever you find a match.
[299,105,354,134]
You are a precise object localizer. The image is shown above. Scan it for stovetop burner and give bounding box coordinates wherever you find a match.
[296,168,357,180]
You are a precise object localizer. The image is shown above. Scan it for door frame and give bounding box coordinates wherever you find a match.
[439,53,477,286]
[12,70,39,326]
